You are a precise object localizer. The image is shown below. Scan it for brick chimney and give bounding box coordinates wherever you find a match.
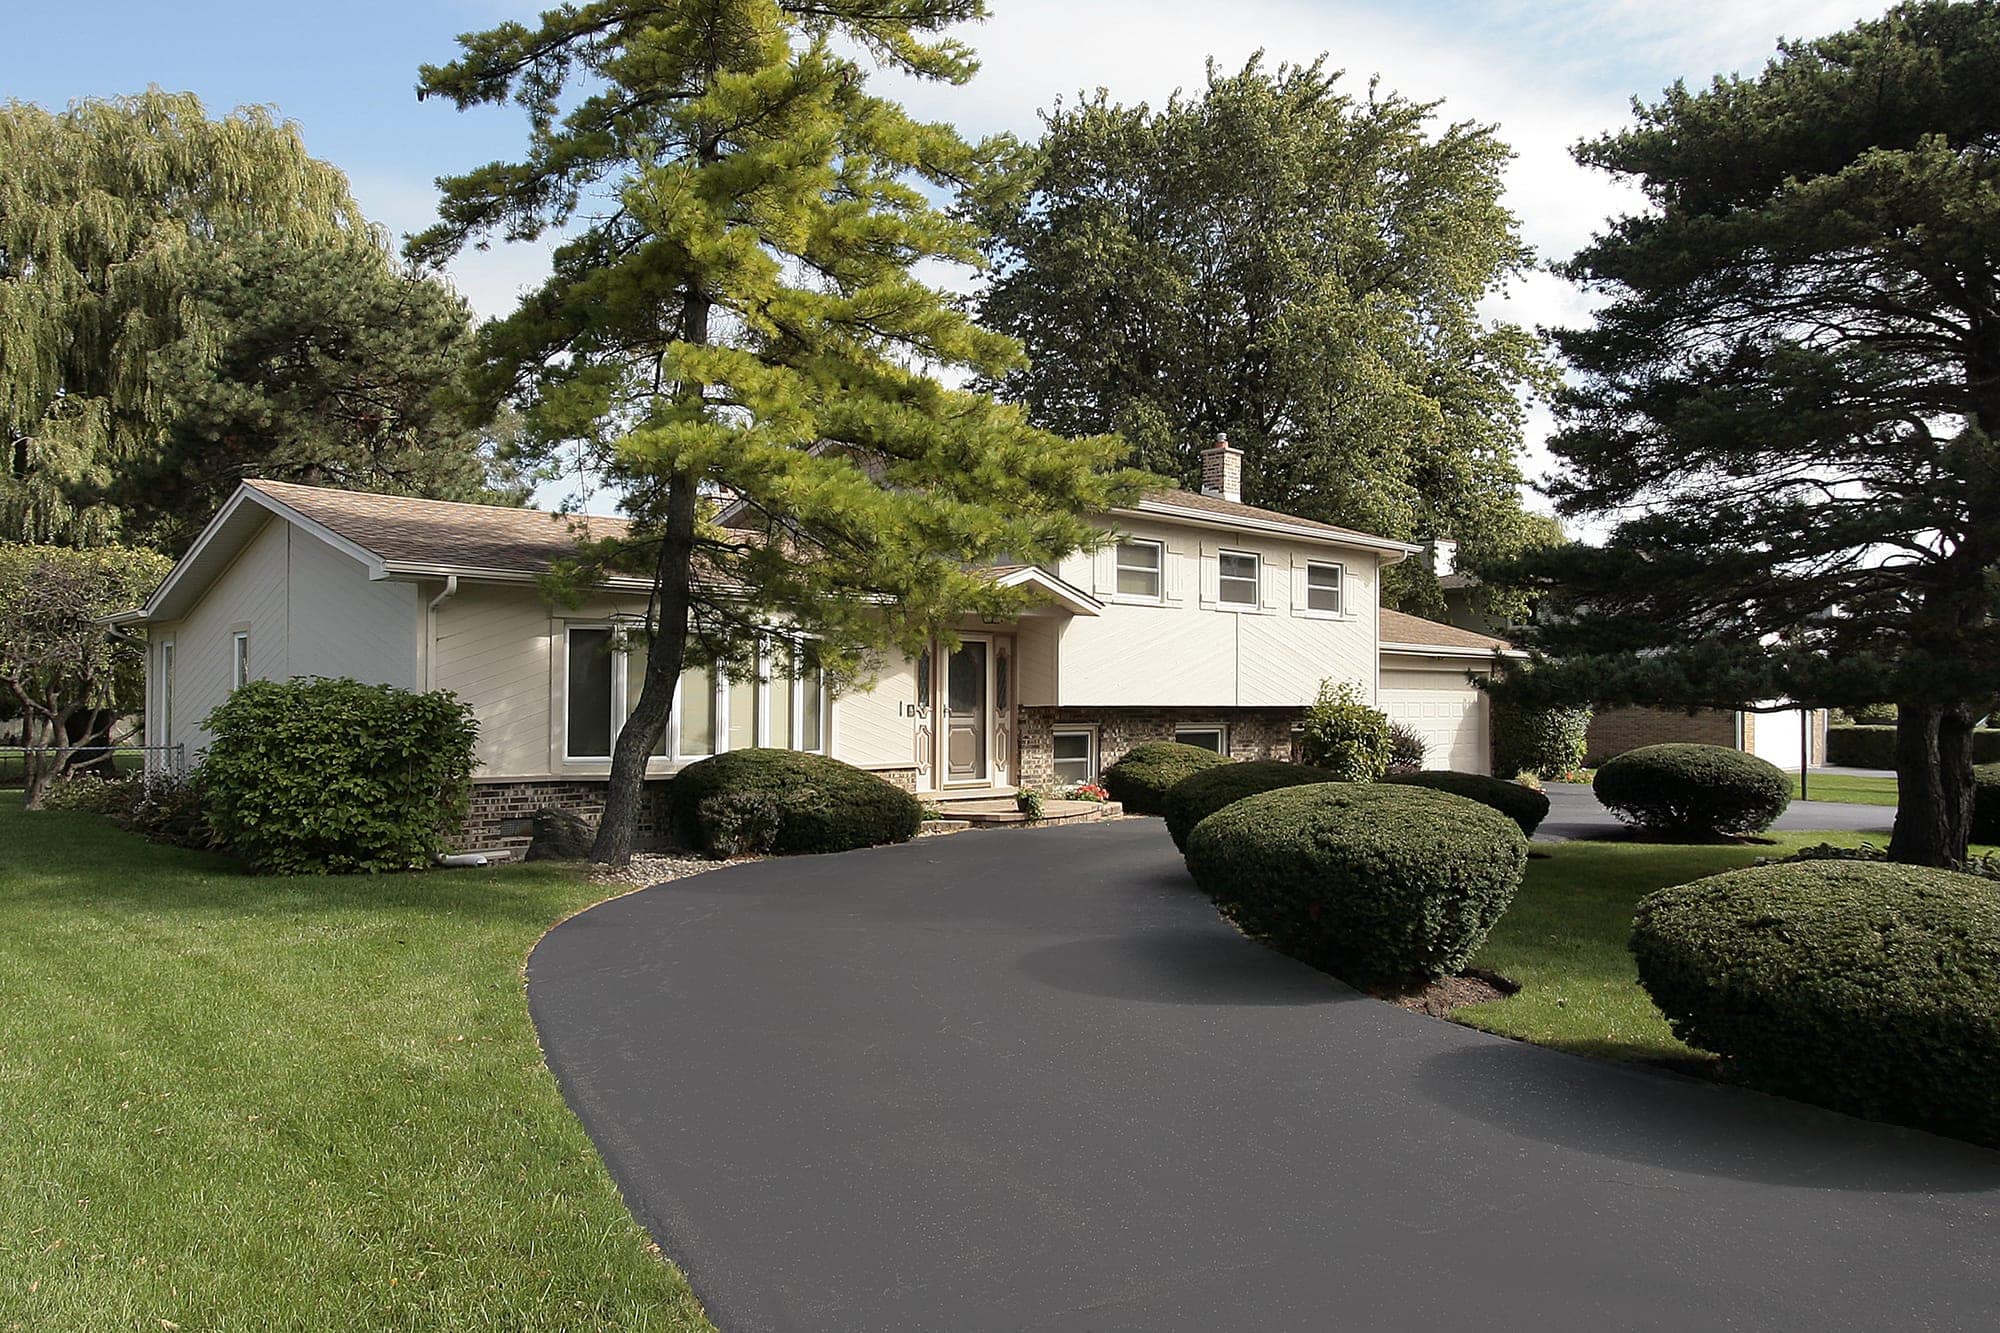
[1199,435,1243,503]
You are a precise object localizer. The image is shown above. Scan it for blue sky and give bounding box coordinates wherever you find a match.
[10,0,1896,502]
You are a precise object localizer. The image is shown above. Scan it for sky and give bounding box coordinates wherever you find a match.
[8,0,1897,512]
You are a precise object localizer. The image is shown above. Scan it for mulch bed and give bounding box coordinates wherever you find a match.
[1385,968,1521,1018]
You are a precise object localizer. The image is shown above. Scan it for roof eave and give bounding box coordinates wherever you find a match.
[1380,641,1524,659]
[1118,498,1420,557]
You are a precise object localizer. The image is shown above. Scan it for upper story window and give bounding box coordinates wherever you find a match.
[1218,550,1260,605]
[231,631,250,690]
[1115,540,1163,599]
[1306,561,1345,614]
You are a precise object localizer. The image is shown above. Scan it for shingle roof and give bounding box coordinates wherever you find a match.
[1379,609,1513,653]
[1133,488,1406,548]
[246,479,628,575]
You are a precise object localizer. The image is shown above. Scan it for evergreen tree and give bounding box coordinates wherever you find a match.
[974,57,1554,618]
[413,1,1143,864]
[1495,1,2000,867]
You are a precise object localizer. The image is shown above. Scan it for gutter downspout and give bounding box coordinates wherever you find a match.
[425,576,458,691]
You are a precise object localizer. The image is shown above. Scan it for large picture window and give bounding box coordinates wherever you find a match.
[567,626,825,762]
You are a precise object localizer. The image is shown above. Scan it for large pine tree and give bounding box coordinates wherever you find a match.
[1497,1,2000,867]
[413,1,1142,864]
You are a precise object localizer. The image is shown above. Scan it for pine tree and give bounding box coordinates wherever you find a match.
[1496,1,2000,867]
[413,1,1143,864]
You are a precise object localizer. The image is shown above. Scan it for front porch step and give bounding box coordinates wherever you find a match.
[927,795,1124,828]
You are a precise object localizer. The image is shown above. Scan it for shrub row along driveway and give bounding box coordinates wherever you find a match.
[1536,780,1893,841]
[530,821,2000,1332]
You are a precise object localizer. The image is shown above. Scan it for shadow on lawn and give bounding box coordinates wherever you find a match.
[1416,1042,2000,1194]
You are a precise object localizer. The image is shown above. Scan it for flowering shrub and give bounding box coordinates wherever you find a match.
[1060,782,1111,803]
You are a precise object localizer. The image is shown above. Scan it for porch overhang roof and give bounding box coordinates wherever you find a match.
[984,565,1102,617]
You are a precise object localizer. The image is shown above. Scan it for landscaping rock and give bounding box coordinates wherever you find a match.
[526,807,597,861]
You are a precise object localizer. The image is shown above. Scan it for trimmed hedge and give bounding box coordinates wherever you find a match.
[1162,759,1341,851]
[1492,703,1591,779]
[1975,764,2000,844]
[1828,724,2000,769]
[202,678,479,874]
[1632,861,2000,1145]
[668,748,921,855]
[1386,770,1551,837]
[1593,743,1790,836]
[1100,741,1229,815]
[1184,783,1528,990]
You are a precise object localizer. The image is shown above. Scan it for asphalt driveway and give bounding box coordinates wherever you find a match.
[529,821,2000,1332]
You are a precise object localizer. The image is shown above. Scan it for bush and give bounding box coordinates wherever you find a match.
[1848,702,1898,725]
[1296,679,1391,781]
[1099,741,1229,815]
[201,678,480,874]
[1385,721,1428,775]
[1975,765,2000,844]
[1184,783,1527,990]
[1593,743,1790,836]
[38,771,143,816]
[123,770,214,850]
[1631,861,2000,1146]
[668,748,921,855]
[1492,703,1591,779]
[1162,759,1341,852]
[1827,724,2000,768]
[1386,770,1550,837]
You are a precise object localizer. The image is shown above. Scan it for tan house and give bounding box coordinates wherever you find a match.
[120,443,1514,852]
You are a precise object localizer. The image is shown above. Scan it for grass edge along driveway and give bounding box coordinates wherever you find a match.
[0,800,712,1332]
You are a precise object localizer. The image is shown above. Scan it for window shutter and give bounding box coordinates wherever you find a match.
[1164,545,1185,602]
[1260,555,1283,611]
[1199,543,1219,606]
[1093,545,1115,596]
[1290,556,1307,612]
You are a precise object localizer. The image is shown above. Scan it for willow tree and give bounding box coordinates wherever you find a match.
[413,1,1142,864]
[1,92,361,544]
[1494,1,2000,867]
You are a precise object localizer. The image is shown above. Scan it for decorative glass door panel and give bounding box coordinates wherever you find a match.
[945,640,989,784]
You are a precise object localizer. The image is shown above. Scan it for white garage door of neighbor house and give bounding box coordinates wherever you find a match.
[1382,687,1489,775]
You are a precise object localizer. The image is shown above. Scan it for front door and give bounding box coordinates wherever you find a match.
[944,638,990,785]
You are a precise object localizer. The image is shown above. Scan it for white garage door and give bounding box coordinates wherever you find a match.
[1382,686,1489,775]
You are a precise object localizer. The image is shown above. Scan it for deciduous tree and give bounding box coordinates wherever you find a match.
[414,1,1143,864]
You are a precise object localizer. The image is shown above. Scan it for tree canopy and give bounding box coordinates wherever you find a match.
[1,91,511,551]
[414,0,1145,863]
[973,56,1553,615]
[1495,0,2000,866]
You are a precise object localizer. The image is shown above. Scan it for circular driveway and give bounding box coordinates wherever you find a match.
[529,821,2000,1332]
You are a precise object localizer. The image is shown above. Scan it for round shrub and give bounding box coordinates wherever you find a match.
[1296,679,1392,781]
[668,748,921,855]
[1184,783,1528,990]
[1386,770,1551,837]
[1631,862,2000,1145]
[1163,759,1342,852]
[1972,764,2000,844]
[1099,741,1229,815]
[1593,743,1790,836]
[1492,703,1591,779]
[202,678,479,873]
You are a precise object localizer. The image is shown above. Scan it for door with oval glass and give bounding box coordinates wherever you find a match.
[943,636,991,786]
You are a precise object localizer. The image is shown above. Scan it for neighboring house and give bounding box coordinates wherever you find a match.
[118,443,1513,853]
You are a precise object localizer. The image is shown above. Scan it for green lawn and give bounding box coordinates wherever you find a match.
[1790,771,1899,805]
[1456,830,1926,1064]
[0,799,711,1332]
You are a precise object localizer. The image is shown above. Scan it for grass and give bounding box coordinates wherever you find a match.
[1790,771,1899,806]
[1454,829,1959,1064]
[0,798,711,1332]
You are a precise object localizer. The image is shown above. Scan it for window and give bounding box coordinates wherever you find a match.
[1115,540,1163,599]
[567,625,824,763]
[1218,551,1259,606]
[1306,561,1345,614]
[622,644,670,756]
[565,628,618,759]
[159,639,175,744]
[1051,727,1097,785]
[678,664,716,758]
[230,630,250,690]
[1174,725,1227,754]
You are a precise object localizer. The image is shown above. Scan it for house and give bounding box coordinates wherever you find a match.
[118,442,1515,853]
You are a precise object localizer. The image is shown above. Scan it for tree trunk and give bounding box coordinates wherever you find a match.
[20,712,60,810]
[589,472,700,866]
[1888,702,1975,867]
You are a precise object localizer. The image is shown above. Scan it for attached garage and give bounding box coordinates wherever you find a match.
[1377,610,1517,777]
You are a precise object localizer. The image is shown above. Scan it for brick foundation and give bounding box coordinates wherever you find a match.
[459,779,676,857]
[1017,706,1304,785]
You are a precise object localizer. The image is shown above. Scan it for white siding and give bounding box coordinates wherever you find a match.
[1053,517,1381,708]
[833,651,921,773]
[287,528,420,688]
[433,583,557,779]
